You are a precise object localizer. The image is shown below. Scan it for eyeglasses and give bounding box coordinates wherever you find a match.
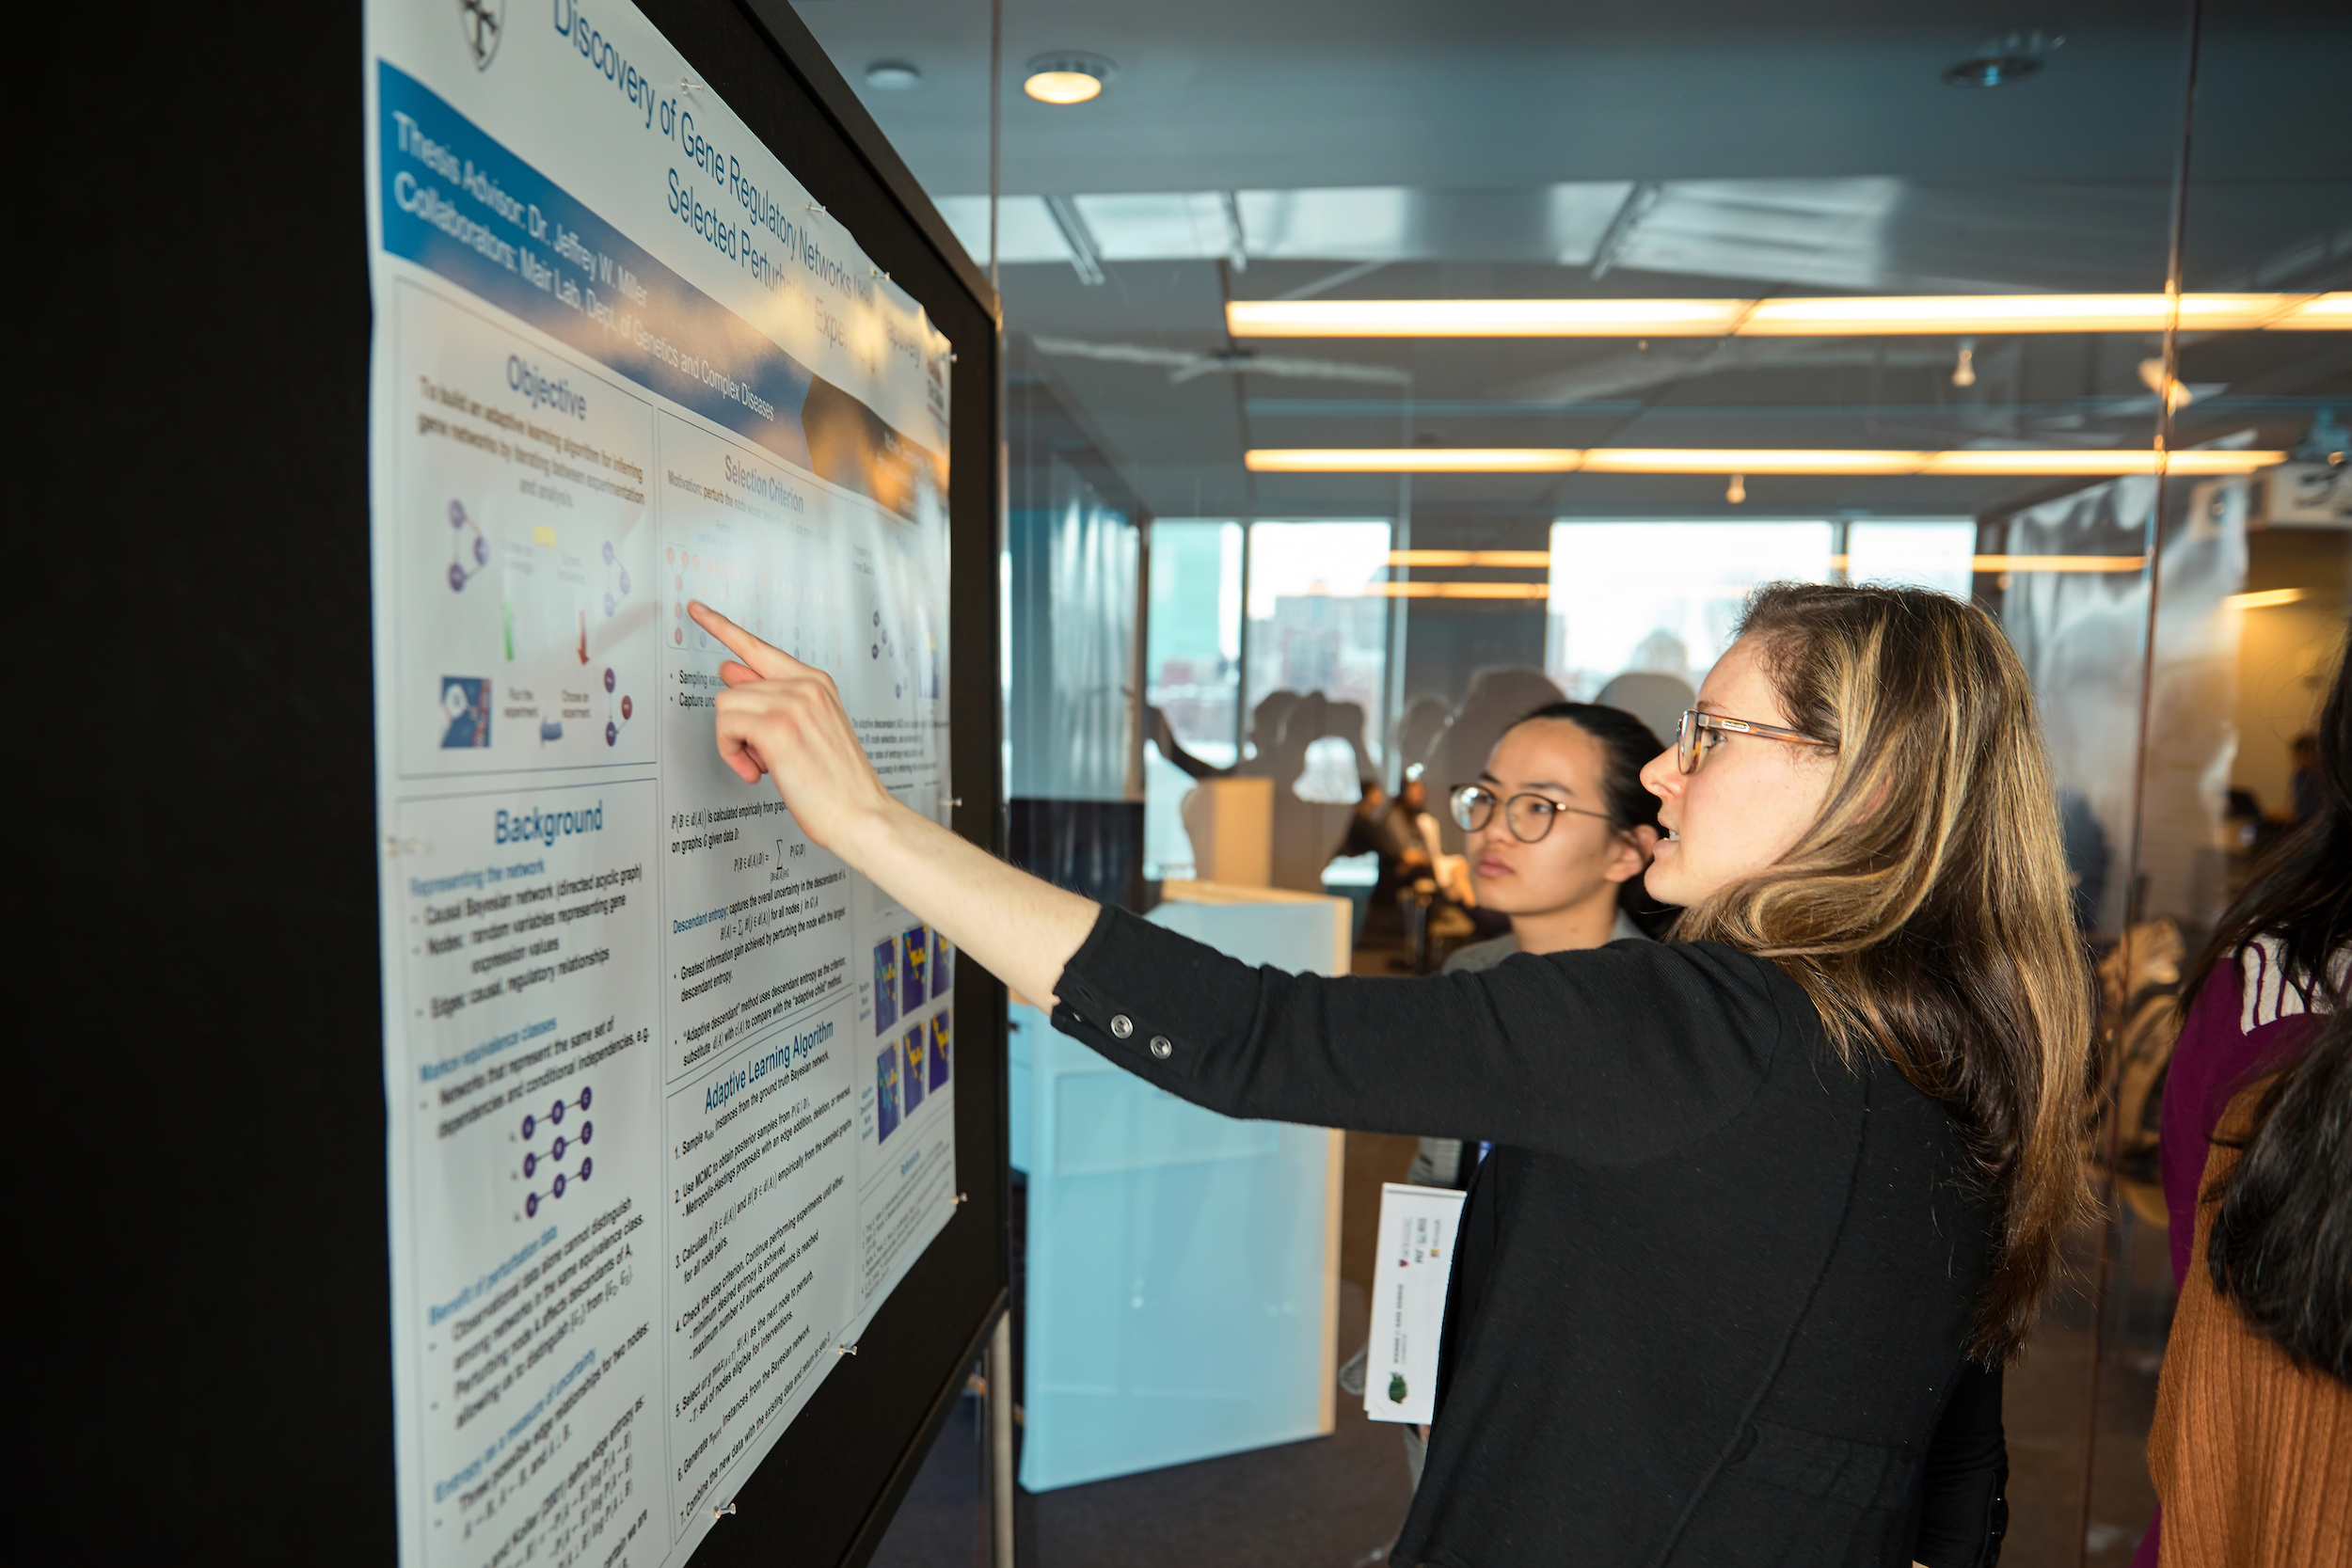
[1676,709,1831,775]
[1450,784,1614,844]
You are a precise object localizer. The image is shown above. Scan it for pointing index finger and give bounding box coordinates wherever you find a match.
[688,600,795,678]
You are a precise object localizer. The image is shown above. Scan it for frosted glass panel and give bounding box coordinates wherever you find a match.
[1017,895,1343,1491]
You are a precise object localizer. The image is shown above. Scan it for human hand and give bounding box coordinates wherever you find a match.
[690,600,898,851]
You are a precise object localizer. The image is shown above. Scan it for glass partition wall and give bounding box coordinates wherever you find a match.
[792,1,2352,1563]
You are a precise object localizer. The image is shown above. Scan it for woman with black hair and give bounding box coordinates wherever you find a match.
[2138,631,2350,1567]
[1356,702,1669,1487]
[1444,701,1671,958]
[1406,702,1670,1194]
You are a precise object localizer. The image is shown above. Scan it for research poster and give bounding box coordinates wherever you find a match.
[364,6,961,1565]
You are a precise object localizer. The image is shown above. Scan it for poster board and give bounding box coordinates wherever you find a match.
[361,3,1006,1564]
[41,0,1002,1557]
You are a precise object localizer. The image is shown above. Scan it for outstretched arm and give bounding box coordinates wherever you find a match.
[691,599,1096,1006]
[692,598,1778,1155]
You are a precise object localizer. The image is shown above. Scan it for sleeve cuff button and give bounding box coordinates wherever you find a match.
[1149,1036,1172,1059]
[1109,1014,1134,1039]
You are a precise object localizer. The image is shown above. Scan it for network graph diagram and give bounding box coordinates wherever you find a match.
[603,664,635,747]
[519,1085,596,1219]
[448,499,489,591]
[601,538,634,620]
[430,490,651,763]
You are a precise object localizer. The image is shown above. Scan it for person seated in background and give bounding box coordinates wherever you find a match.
[1342,776,1431,903]
[2290,730,2322,824]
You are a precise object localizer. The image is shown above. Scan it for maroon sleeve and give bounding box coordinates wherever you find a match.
[2157,958,2323,1288]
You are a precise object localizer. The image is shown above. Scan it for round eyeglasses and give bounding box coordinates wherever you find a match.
[1450,783,1613,844]
[1675,709,1830,775]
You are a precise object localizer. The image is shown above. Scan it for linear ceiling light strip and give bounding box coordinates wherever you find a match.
[1385,549,1553,567]
[1246,448,2287,475]
[1310,559,2153,599]
[1226,293,2351,339]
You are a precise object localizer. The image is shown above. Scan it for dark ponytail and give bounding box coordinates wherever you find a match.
[2206,1007,2352,1385]
[1505,702,1676,932]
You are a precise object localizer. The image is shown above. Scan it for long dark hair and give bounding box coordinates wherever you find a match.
[2191,628,2351,1382]
[1676,584,2096,1360]
[2183,624,2351,1010]
[2206,1006,2352,1384]
[1506,701,1673,930]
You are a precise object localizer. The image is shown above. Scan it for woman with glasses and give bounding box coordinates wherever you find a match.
[1447,701,1670,962]
[1404,702,1670,1192]
[688,582,2087,1568]
[1365,701,1669,1490]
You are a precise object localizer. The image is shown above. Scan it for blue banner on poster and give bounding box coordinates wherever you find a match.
[379,60,932,507]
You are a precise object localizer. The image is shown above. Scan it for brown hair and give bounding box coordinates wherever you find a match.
[1674,582,2096,1360]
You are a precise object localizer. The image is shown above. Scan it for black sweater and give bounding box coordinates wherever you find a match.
[1049,908,2010,1568]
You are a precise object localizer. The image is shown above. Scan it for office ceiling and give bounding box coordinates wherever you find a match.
[773,0,2352,522]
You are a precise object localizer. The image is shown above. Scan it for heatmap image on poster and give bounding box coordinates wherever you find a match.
[363,6,961,1565]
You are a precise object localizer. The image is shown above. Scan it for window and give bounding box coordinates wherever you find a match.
[1546,521,1836,698]
[1845,520,1978,598]
[1243,521,1395,768]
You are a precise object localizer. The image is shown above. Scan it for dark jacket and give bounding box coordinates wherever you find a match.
[1049,907,2008,1568]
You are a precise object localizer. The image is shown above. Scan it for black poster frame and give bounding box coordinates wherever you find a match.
[640,3,1011,1565]
[48,2,1007,1562]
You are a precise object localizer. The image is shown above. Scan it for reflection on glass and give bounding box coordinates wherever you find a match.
[1143,521,1243,879]
[1147,522,1244,766]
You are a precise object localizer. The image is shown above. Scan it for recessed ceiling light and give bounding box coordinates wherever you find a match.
[866,61,921,91]
[1945,55,2042,87]
[1946,29,2063,87]
[1024,54,1113,105]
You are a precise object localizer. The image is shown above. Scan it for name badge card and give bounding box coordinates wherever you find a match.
[1364,1181,1468,1425]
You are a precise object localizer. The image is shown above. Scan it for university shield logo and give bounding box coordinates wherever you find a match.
[458,0,505,71]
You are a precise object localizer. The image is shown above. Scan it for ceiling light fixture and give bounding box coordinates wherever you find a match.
[1225,293,2352,339]
[1024,53,1113,105]
[2137,356,2195,410]
[2224,587,2312,611]
[1725,474,1747,504]
[1829,555,2146,575]
[1952,340,1978,388]
[1350,582,1553,600]
[1386,549,1551,568]
[1945,30,2064,88]
[1245,448,2289,476]
[864,61,921,90]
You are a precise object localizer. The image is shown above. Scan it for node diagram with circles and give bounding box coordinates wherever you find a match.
[602,663,635,747]
[447,499,489,592]
[437,494,647,755]
[515,1084,596,1221]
